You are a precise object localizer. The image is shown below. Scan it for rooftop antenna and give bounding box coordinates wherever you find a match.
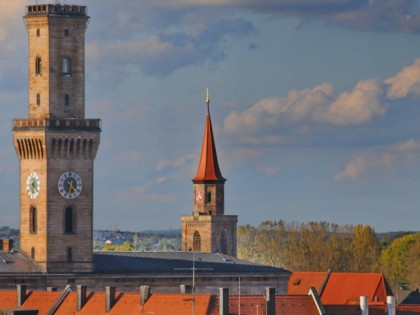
[205,88,210,114]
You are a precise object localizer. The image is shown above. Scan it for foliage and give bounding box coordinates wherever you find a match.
[380,232,420,290]
[237,220,380,273]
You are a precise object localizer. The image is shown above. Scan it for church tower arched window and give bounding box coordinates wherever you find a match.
[35,57,42,76]
[62,57,71,75]
[220,231,227,255]
[30,206,37,234]
[193,231,201,252]
[64,207,74,234]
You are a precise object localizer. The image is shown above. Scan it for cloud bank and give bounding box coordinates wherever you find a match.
[223,59,420,145]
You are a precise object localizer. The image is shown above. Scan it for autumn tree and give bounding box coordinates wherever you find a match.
[237,220,381,273]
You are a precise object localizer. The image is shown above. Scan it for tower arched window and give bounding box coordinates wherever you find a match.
[35,57,42,76]
[30,206,37,234]
[64,93,70,106]
[193,231,201,252]
[64,207,74,234]
[36,93,40,106]
[207,191,212,203]
[62,57,71,75]
[220,231,227,255]
[31,247,35,260]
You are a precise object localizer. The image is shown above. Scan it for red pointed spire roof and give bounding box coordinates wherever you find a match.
[193,112,226,183]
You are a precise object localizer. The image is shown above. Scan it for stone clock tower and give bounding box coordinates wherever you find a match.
[13,4,100,273]
[181,92,237,257]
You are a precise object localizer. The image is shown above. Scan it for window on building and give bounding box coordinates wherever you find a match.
[64,93,70,106]
[193,231,201,252]
[220,232,227,255]
[31,247,35,260]
[64,29,70,36]
[207,191,211,203]
[36,93,40,106]
[67,247,73,261]
[62,57,71,75]
[64,207,74,234]
[35,57,42,76]
[36,29,40,37]
[30,206,37,234]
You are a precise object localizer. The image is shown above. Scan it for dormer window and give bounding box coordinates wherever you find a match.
[35,57,42,76]
[62,57,71,75]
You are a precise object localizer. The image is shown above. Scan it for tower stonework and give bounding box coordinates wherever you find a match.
[181,98,237,257]
[13,4,100,273]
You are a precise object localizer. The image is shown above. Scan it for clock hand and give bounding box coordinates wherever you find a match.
[68,180,76,193]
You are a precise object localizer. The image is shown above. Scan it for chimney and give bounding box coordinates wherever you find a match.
[105,286,116,313]
[140,285,151,306]
[265,287,276,315]
[77,285,87,311]
[219,288,229,315]
[360,296,369,315]
[0,239,13,252]
[47,287,57,292]
[387,296,395,315]
[180,284,192,294]
[16,285,27,308]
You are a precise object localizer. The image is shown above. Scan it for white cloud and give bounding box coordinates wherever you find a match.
[156,154,195,171]
[324,79,384,126]
[335,139,420,181]
[224,79,385,139]
[385,58,420,99]
[224,83,334,135]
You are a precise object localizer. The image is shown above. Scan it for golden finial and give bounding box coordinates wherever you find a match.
[205,88,210,114]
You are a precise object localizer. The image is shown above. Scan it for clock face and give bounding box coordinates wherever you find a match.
[58,171,82,199]
[26,172,40,199]
[195,190,204,202]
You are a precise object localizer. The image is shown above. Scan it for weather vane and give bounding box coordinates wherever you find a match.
[205,88,210,114]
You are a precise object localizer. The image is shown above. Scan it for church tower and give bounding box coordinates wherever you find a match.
[181,91,237,256]
[13,4,100,272]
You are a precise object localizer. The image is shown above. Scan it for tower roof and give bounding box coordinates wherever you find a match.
[192,112,226,183]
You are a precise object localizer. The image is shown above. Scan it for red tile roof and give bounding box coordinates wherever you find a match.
[192,113,226,183]
[23,291,62,315]
[208,295,319,315]
[288,271,328,295]
[321,272,393,305]
[0,290,18,310]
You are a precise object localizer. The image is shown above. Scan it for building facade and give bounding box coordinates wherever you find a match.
[13,4,101,273]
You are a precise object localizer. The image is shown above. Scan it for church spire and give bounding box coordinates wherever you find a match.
[192,89,226,183]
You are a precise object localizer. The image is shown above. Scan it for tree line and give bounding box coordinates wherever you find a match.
[237,220,420,290]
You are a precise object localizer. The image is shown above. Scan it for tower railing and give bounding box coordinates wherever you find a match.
[13,118,101,130]
[26,4,87,16]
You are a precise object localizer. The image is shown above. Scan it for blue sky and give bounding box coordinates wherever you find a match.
[1,0,420,232]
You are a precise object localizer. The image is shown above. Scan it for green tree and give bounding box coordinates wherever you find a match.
[381,232,420,290]
[237,224,257,261]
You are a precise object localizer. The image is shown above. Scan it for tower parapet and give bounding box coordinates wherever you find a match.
[26,4,88,17]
